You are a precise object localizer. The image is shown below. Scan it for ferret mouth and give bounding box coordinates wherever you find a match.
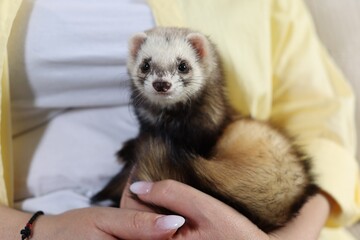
[149,88,174,97]
[146,91,179,105]
[154,92,175,100]
[155,92,172,96]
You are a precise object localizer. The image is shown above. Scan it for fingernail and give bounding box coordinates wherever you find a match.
[129,181,153,195]
[156,215,185,230]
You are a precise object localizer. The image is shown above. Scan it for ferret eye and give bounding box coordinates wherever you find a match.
[140,61,151,74]
[178,61,189,73]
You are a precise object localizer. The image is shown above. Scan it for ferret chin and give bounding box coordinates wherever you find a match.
[93,27,318,232]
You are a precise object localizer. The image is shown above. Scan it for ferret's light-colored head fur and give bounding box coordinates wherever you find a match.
[127,27,219,107]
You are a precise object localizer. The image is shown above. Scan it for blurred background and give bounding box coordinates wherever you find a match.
[303,0,360,237]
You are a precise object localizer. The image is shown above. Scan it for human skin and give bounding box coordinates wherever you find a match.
[0,179,328,240]
[0,204,184,240]
[122,180,330,240]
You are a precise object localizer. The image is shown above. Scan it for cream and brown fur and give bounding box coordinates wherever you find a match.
[93,27,318,232]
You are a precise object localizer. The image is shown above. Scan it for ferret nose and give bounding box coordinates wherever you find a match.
[152,81,172,92]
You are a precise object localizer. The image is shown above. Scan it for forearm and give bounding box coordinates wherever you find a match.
[270,193,330,240]
[0,205,32,239]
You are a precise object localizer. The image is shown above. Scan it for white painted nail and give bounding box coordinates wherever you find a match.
[156,215,185,230]
[129,181,153,195]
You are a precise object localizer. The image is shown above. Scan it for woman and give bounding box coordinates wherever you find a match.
[0,0,359,239]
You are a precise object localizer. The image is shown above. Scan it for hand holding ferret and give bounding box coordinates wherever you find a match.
[121,180,329,240]
[94,27,318,231]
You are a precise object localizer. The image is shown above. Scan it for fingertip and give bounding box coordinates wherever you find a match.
[156,215,185,230]
[130,181,153,195]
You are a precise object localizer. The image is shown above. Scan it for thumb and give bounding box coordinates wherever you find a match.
[96,208,185,240]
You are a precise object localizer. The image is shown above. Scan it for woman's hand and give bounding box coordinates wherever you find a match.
[122,180,269,239]
[0,192,185,240]
[31,207,185,240]
[122,180,330,240]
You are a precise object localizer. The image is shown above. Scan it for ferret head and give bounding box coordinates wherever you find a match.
[127,27,219,108]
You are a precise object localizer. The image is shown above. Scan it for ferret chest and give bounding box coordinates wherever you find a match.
[140,112,219,159]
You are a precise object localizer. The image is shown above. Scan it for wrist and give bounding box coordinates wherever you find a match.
[0,205,33,239]
[270,193,330,240]
[31,214,60,240]
[20,211,44,240]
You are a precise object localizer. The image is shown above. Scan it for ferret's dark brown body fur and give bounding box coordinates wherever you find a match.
[93,27,318,232]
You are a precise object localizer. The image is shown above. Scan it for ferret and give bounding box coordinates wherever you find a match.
[92,27,318,232]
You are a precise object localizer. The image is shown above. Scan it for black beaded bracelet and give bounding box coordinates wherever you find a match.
[20,211,44,240]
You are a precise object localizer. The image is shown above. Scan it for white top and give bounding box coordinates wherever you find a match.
[8,0,155,214]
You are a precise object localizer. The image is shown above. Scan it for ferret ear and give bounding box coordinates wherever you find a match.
[186,33,209,59]
[129,32,147,59]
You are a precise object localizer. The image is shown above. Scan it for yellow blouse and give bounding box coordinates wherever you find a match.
[0,0,21,208]
[147,0,360,238]
[1,0,359,239]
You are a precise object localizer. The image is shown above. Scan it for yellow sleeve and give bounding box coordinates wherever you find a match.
[270,0,360,227]
[0,0,22,206]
